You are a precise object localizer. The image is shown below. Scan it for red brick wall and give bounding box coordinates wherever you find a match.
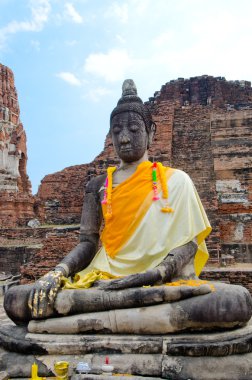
[170,106,220,263]
[0,64,34,227]
[148,100,175,165]
[211,110,252,261]
[153,76,252,107]
[37,164,90,224]
[201,268,252,295]
[20,227,80,282]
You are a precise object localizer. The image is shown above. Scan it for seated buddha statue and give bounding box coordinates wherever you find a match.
[4,80,252,334]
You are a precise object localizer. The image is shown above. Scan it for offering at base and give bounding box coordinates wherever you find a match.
[75,362,91,374]
[31,362,45,380]
[101,357,114,376]
[4,79,252,333]
[54,361,69,380]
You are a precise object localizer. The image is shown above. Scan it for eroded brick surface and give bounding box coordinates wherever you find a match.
[0,64,35,227]
[20,227,79,282]
[201,268,252,295]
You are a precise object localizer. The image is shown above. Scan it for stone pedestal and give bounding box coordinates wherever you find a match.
[0,320,252,379]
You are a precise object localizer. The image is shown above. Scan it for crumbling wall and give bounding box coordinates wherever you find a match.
[201,268,252,295]
[170,106,220,264]
[20,227,79,282]
[0,64,34,227]
[211,110,252,262]
[37,164,90,224]
[153,75,252,107]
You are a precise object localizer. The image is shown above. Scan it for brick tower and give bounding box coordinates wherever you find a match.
[0,64,34,226]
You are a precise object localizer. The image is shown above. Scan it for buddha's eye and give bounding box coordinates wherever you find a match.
[129,124,139,132]
[112,125,121,134]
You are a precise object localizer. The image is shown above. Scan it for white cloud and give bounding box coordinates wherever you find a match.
[86,87,112,102]
[129,0,151,16]
[64,3,83,24]
[105,2,128,24]
[56,72,81,86]
[116,34,126,44]
[84,49,132,82]
[29,0,51,30]
[0,0,51,49]
[152,31,174,47]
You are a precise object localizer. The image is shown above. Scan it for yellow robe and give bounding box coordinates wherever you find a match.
[72,162,211,287]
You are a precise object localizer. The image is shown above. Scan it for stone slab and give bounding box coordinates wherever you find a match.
[0,372,8,380]
[162,354,252,380]
[1,320,252,357]
[1,321,252,378]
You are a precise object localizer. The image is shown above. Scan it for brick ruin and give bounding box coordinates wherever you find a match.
[0,67,251,288]
[0,64,34,228]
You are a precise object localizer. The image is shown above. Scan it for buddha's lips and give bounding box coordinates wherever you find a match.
[120,147,132,152]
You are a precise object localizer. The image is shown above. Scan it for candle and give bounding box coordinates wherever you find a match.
[31,362,38,379]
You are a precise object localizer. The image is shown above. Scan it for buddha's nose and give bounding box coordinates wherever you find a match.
[119,132,130,144]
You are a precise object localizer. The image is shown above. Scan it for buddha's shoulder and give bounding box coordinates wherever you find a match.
[85,174,106,194]
[169,168,194,187]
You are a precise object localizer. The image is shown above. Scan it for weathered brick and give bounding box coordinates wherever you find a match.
[0,64,35,227]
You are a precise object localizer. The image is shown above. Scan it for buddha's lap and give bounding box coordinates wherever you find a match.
[4,281,252,327]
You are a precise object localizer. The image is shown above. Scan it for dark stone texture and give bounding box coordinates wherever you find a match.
[1,325,252,378]
[0,325,46,355]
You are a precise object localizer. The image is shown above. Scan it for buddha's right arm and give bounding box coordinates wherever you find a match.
[28,175,105,318]
[55,175,105,277]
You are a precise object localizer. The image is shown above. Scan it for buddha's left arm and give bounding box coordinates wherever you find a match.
[98,240,197,290]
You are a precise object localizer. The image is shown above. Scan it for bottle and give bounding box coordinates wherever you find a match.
[76,362,91,374]
[101,357,114,376]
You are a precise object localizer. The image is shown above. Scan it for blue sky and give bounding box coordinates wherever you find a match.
[1,0,252,193]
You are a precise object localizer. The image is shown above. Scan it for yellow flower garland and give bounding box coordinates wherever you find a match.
[105,166,116,219]
[157,162,174,213]
[165,279,215,291]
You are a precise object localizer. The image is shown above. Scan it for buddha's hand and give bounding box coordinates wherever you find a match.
[96,274,145,290]
[28,270,64,318]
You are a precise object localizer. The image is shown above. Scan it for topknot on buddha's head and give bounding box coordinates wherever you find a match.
[110,79,155,133]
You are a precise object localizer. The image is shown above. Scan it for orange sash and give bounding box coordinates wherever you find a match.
[101,161,174,259]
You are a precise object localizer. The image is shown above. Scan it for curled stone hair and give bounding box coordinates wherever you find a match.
[110,79,156,134]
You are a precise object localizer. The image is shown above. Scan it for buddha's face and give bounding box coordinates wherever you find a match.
[111,111,150,163]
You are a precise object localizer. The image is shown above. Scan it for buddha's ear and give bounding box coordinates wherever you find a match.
[147,122,156,148]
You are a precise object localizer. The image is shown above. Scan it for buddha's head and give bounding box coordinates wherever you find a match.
[110,79,156,163]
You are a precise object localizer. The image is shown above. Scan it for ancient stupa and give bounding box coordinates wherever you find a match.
[0,64,34,227]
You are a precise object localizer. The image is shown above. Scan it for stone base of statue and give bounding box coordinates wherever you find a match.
[0,319,252,379]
